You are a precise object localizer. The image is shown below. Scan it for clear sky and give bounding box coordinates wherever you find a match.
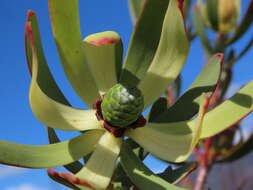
[0,0,253,190]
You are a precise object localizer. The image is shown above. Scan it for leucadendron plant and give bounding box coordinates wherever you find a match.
[1,0,253,190]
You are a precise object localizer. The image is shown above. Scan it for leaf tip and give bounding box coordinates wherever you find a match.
[177,0,185,18]
[84,31,121,46]
[27,10,36,21]
[47,169,96,190]
[214,53,224,62]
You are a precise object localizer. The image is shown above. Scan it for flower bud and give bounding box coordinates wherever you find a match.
[218,0,241,33]
[101,84,144,128]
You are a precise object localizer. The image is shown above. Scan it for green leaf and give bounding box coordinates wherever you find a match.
[149,54,223,123]
[226,0,253,45]
[76,132,122,190]
[26,22,102,132]
[120,142,186,190]
[83,31,123,94]
[158,162,197,184]
[192,5,213,54]
[199,81,253,139]
[120,0,169,86]
[217,134,253,162]
[137,0,189,108]
[128,0,144,23]
[206,0,218,31]
[127,94,210,162]
[48,0,100,106]
[0,130,103,168]
[47,128,83,174]
[47,168,92,190]
[25,11,68,105]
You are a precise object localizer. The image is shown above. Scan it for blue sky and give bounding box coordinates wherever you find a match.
[0,0,253,189]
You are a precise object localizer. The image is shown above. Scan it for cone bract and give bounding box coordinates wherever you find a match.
[101,84,144,128]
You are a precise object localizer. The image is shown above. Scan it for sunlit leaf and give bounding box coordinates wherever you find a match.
[76,132,122,190]
[120,0,169,86]
[120,142,186,190]
[0,130,103,168]
[47,128,83,174]
[198,81,253,139]
[149,54,223,122]
[26,22,102,132]
[83,31,123,95]
[48,0,100,106]
[128,94,210,162]
[137,0,189,108]
[25,10,68,105]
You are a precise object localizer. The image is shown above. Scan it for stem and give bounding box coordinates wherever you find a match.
[194,138,213,190]
[194,164,210,190]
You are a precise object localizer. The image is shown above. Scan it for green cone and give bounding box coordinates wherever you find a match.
[101,84,144,128]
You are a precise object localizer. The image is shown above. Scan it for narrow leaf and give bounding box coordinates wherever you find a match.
[25,10,68,105]
[149,54,223,122]
[128,0,145,23]
[26,22,102,132]
[47,128,83,174]
[127,94,210,162]
[192,5,213,53]
[120,0,169,86]
[206,0,218,31]
[138,0,189,108]
[48,0,100,106]
[83,31,123,94]
[158,162,197,184]
[120,142,186,190]
[199,81,253,139]
[76,132,122,190]
[0,130,103,168]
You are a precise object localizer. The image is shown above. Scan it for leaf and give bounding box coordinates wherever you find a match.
[120,0,169,86]
[120,142,186,190]
[226,0,253,45]
[127,94,210,162]
[149,54,223,123]
[83,31,123,95]
[217,134,253,163]
[137,0,189,108]
[48,169,81,190]
[206,0,218,31]
[158,162,197,184]
[76,132,122,190]
[47,128,83,174]
[48,0,100,106]
[26,22,102,132]
[128,0,145,23]
[192,5,213,53]
[47,169,93,190]
[199,81,253,139]
[0,130,103,168]
[25,10,68,105]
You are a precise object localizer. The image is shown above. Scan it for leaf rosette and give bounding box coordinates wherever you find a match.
[0,0,253,190]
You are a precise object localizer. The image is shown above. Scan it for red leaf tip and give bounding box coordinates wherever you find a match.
[27,10,36,21]
[47,169,96,190]
[25,22,34,45]
[214,53,224,62]
[87,37,119,46]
